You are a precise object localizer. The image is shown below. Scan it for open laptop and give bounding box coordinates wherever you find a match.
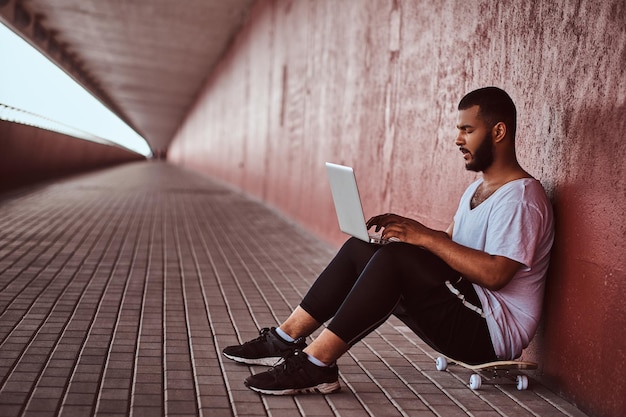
[325,162,392,244]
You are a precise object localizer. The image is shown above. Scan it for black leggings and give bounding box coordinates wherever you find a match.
[300,238,497,364]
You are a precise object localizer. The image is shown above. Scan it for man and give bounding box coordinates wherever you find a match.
[222,87,554,395]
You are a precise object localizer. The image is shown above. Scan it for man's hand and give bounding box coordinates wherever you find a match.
[366,213,438,246]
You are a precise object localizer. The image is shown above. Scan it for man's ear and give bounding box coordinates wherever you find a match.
[492,122,507,142]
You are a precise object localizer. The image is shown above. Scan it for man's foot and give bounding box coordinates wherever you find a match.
[222,327,307,366]
[244,350,340,395]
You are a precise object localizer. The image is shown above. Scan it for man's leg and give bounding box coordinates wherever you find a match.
[222,238,379,365]
[394,277,497,364]
[272,236,381,341]
[324,242,459,345]
[277,306,321,342]
[244,243,465,395]
[318,241,496,364]
[301,242,460,365]
[295,238,380,330]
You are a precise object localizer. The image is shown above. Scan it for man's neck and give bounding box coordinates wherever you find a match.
[480,159,530,188]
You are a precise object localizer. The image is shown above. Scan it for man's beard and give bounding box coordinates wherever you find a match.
[465,131,494,172]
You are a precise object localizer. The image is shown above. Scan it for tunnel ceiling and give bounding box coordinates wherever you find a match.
[0,0,256,153]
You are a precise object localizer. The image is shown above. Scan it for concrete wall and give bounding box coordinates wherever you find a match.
[0,120,145,193]
[168,1,626,416]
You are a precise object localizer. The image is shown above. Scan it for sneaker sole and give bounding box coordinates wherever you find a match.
[222,352,284,366]
[245,381,341,396]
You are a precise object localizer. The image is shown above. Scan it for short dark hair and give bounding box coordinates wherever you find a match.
[458,87,517,140]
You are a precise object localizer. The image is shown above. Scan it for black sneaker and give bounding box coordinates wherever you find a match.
[244,349,340,395]
[222,327,307,366]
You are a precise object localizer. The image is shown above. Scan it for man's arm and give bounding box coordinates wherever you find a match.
[367,214,522,291]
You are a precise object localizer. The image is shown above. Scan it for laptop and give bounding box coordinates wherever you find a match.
[325,162,392,244]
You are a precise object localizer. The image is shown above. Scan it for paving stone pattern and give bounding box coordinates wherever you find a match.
[0,162,590,417]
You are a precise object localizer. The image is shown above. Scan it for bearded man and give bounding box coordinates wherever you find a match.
[223,87,555,396]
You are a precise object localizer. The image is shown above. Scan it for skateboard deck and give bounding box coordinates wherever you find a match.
[435,355,537,390]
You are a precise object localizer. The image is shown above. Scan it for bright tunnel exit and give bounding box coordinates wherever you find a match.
[0,22,152,157]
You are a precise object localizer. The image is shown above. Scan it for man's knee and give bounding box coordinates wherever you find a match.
[373,242,426,263]
[343,237,371,250]
[339,237,379,260]
[372,243,455,282]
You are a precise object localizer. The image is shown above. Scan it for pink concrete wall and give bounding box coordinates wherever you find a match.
[168,1,626,416]
[0,120,145,193]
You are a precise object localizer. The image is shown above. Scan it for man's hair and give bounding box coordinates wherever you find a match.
[458,87,517,140]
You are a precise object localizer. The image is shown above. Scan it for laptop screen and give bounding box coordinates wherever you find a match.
[325,162,371,242]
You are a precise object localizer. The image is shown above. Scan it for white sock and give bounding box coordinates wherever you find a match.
[305,352,329,367]
[275,327,295,342]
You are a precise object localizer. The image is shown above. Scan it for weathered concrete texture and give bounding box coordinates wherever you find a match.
[168,1,626,416]
[0,120,145,193]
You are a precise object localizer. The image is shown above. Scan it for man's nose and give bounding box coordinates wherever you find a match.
[455,132,464,147]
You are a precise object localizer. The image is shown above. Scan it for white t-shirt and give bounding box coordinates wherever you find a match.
[452,178,554,360]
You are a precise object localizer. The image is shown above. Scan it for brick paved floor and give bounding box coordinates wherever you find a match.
[0,162,590,417]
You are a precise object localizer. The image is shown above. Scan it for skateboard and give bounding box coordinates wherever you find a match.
[435,355,537,391]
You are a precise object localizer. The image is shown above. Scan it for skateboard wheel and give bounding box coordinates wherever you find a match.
[516,375,529,390]
[436,356,448,371]
[469,374,482,390]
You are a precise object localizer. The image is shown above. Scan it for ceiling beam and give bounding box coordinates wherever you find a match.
[0,0,144,142]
